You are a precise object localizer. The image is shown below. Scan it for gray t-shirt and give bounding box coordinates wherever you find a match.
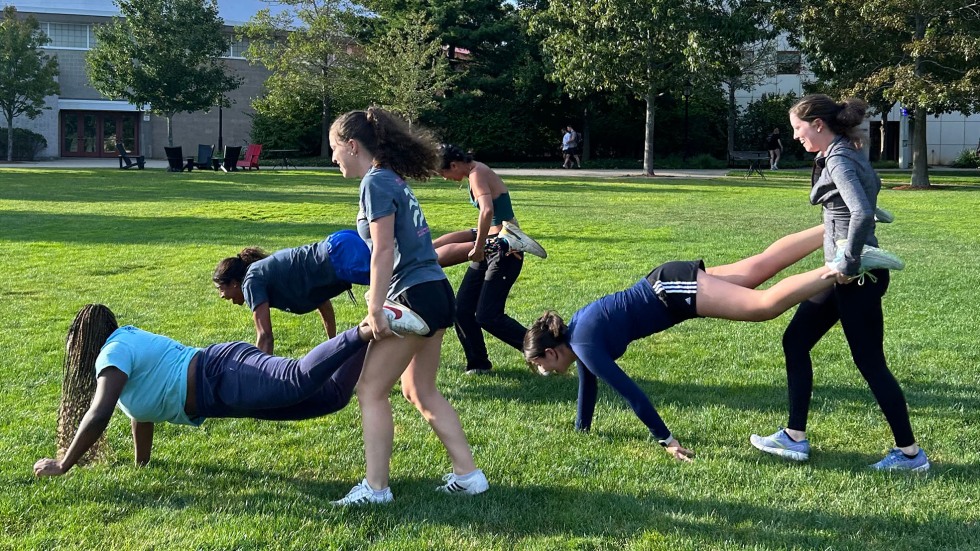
[242,239,351,314]
[356,167,445,298]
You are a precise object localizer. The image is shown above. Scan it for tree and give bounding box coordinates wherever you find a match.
[364,11,455,126]
[0,6,59,162]
[239,0,368,158]
[777,0,980,188]
[86,0,242,147]
[530,0,711,175]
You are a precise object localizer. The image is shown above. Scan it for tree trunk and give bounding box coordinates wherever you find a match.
[880,110,889,160]
[910,105,930,188]
[6,115,13,162]
[727,82,736,162]
[581,104,590,163]
[166,114,174,147]
[319,82,332,159]
[57,304,117,464]
[909,14,930,188]
[644,89,656,176]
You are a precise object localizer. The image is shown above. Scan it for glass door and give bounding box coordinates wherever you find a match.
[60,111,140,157]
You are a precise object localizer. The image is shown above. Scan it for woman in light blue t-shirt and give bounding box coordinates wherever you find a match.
[33,303,427,478]
[327,107,488,506]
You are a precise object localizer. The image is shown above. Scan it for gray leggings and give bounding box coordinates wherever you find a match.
[196,327,367,420]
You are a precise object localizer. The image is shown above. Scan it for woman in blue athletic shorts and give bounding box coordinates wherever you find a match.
[434,144,546,375]
[522,226,903,461]
[34,302,427,477]
[750,95,928,472]
[328,107,488,505]
[213,230,370,354]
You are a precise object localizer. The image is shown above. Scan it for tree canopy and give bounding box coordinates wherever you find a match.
[86,0,242,146]
[778,0,980,187]
[0,6,60,162]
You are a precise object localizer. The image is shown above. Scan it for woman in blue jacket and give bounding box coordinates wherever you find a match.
[523,225,902,462]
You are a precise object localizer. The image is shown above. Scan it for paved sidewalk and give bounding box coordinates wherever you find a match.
[6,158,732,179]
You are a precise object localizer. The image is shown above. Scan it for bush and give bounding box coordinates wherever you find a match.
[949,148,980,168]
[0,127,48,161]
[735,92,806,161]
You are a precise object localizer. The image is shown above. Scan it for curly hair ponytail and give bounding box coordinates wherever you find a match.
[212,247,268,285]
[331,106,440,181]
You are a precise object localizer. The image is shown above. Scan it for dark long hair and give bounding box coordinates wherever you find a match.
[330,106,440,180]
[790,94,868,147]
[58,304,119,459]
[212,247,268,285]
[438,143,474,170]
[523,311,568,363]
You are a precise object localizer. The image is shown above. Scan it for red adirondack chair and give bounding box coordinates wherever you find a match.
[237,144,263,170]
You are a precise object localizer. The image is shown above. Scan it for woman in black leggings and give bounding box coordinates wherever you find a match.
[750,94,927,472]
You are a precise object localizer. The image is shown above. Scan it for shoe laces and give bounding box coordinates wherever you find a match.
[856,272,878,286]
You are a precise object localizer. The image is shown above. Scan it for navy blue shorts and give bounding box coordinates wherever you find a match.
[645,260,705,322]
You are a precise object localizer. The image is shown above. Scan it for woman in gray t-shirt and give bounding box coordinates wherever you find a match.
[327,107,488,506]
[212,230,370,355]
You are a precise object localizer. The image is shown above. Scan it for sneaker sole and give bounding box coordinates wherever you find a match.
[750,435,810,462]
[501,222,548,259]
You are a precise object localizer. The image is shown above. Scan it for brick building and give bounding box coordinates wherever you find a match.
[7,0,281,160]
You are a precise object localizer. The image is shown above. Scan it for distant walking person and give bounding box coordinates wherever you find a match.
[561,126,581,168]
[767,128,783,170]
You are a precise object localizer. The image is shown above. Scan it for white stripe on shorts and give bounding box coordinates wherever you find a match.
[653,281,698,295]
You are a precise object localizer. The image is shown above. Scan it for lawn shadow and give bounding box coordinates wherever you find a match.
[85,461,976,549]
[452,370,978,423]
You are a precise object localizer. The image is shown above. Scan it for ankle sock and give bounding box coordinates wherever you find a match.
[456,469,482,482]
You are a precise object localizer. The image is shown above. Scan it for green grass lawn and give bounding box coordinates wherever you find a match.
[1,167,978,550]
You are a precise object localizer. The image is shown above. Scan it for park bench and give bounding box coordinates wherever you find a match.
[729,150,769,178]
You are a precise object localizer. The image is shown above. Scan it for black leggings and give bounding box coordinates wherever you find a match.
[782,269,916,447]
[454,249,526,371]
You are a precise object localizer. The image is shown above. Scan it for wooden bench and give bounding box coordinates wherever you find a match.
[729,150,769,178]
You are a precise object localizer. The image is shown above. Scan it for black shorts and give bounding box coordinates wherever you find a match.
[645,260,705,322]
[392,278,455,337]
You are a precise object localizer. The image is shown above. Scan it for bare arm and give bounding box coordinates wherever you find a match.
[252,302,274,354]
[34,367,127,476]
[132,420,154,466]
[366,215,396,339]
[317,299,337,338]
[468,168,496,262]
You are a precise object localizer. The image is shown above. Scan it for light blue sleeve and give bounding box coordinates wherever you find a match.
[95,341,133,377]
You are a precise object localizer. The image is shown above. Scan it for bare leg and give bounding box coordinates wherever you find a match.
[435,230,476,268]
[355,335,421,490]
[706,225,824,289]
[696,267,834,322]
[400,329,478,475]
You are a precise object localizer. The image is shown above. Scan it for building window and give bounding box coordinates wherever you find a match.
[42,22,97,50]
[224,37,250,59]
[776,51,801,75]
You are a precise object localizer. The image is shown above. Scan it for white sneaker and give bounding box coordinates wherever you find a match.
[436,469,489,495]
[499,221,547,259]
[829,240,905,273]
[331,478,394,506]
[381,299,429,336]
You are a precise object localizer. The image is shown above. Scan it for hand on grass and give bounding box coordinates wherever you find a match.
[665,441,695,462]
[33,458,66,477]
